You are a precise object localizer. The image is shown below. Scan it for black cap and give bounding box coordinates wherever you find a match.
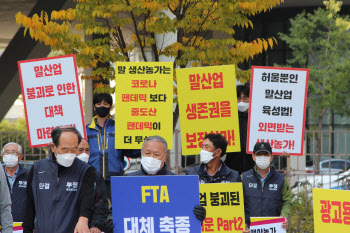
[253,142,272,154]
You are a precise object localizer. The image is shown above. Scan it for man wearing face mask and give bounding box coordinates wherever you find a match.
[86,93,141,201]
[23,127,95,233]
[241,142,292,233]
[186,133,241,184]
[77,139,108,233]
[127,136,206,223]
[225,84,290,173]
[224,84,255,174]
[2,142,29,223]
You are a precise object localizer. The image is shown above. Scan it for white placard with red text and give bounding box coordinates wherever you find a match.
[247,66,308,155]
[250,217,286,233]
[18,55,86,147]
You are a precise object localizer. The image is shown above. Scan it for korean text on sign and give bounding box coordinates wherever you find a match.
[111,175,201,233]
[200,183,245,232]
[177,65,241,155]
[247,66,309,155]
[115,62,173,149]
[249,217,286,233]
[18,54,86,147]
[313,188,350,233]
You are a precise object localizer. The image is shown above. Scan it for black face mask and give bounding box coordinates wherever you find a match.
[95,106,110,118]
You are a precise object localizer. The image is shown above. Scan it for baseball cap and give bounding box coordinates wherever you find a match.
[253,142,272,154]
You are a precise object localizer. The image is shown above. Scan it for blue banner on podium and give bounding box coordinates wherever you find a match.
[111,175,201,233]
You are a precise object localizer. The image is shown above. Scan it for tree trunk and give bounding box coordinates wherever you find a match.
[173,104,179,131]
[314,116,323,175]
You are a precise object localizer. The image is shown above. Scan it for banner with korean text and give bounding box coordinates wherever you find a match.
[18,55,86,147]
[177,65,240,155]
[313,188,350,233]
[115,62,173,149]
[247,66,309,155]
[200,183,245,232]
[111,175,201,233]
[250,217,286,233]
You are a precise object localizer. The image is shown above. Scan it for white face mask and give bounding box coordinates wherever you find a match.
[55,146,76,167]
[141,156,165,175]
[3,154,19,168]
[77,153,89,163]
[255,155,271,169]
[200,149,217,164]
[237,102,249,112]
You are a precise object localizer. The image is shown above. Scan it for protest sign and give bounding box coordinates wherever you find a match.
[115,62,173,149]
[313,188,350,233]
[250,217,286,233]
[111,175,201,233]
[13,222,23,233]
[177,65,240,155]
[18,55,86,147]
[247,66,309,155]
[200,183,245,232]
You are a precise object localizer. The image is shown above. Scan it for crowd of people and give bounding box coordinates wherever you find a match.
[0,86,292,233]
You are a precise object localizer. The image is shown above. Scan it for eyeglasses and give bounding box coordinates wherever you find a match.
[3,151,20,156]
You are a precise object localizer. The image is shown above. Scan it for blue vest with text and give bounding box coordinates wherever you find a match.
[242,167,284,218]
[32,157,90,233]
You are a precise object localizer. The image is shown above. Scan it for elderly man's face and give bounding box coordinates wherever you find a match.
[3,144,23,161]
[142,141,168,167]
[78,139,90,156]
[51,131,79,155]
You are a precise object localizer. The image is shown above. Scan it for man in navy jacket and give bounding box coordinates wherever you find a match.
[2,142,29,222]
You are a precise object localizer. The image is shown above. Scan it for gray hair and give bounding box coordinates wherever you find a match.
[51,126,82,147]
[2,142,23,155]
[141,136,168,154]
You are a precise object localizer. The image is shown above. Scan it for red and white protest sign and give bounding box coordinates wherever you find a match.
[247,66,309,155]
[18,54,86,147]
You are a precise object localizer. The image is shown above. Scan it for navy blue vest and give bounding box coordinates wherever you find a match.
[32,155,90,233]
[186,162,241,184]
[242,167,284,218]
[3,164,29,222]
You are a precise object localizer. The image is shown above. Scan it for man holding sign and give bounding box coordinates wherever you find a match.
[86,93,141,201]
[127,135,206,222]
[241,142,291,232]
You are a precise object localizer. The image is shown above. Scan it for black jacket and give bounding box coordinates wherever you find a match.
[127,164,174,176]
[23,153,95,233]
[185,161,241,183]
[242,166,289,226]
[224,111,255,173]
[3,164,29,222]
[90,168,109,231]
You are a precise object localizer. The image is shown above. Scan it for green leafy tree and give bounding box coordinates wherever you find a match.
[16,0,284,129]
[279,0,350,172]
[288,183,314,233]
[16,0,284,87]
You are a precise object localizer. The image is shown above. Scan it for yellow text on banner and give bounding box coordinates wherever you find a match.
[199,183,245,232]
[115,62,173,149]
[313,188,350,233]
[177,65,240,155]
